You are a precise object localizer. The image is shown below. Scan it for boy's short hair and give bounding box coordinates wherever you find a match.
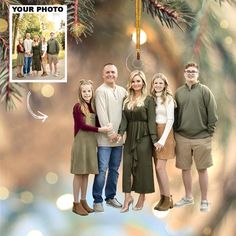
[185,62,199,70]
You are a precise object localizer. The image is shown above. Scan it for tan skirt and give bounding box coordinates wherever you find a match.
[153,124,175,160]
[41,52,48,63]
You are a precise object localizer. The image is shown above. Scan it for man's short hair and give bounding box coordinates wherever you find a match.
[185,62,199,70]
[103,63,115,68]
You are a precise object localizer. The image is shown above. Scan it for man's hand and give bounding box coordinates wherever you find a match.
[109,132,118,143]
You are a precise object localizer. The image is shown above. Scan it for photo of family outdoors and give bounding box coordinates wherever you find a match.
[9,5,67,82]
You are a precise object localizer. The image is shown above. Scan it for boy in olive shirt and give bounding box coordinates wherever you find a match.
[174,62,218,212]
[47,32,60,76]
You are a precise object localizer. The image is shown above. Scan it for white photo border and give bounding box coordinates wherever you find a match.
[9,5,67,83]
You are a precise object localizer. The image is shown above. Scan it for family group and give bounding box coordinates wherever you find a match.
[16,32,60,78]
[70,62,218,216]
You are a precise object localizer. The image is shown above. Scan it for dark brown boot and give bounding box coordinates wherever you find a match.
[154,195,164,210]
[80,199,94,213]
[72,202,88,216]
[156,195,173,211]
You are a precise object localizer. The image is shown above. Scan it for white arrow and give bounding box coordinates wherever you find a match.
[27,91,48,123]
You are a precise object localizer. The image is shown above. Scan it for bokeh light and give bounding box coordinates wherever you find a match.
[0,186,10,200]
[20,191,34,204]
[41,85,55,97]
[29,83,42,93]
[202,226,212,235]
[56,194,73,210]
[45,172,58,184]
[220,19,229,29]
[131,29,147,45]
[27,230,44,236]
[224,36,233,45]
[0,18,8,32]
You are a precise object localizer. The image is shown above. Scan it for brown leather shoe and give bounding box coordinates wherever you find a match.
[72,202,88,216]
[80,199,94,213]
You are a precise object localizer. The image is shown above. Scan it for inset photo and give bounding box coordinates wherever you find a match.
[9,5,67,83]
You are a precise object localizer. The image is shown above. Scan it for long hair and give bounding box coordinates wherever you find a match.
[123,70,147,110]
[77,79,95,116]
[150,73,176,107]
[33,35,40,46]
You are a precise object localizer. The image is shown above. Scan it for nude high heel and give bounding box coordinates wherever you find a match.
[133,195,145,211]
[120,197,134,213]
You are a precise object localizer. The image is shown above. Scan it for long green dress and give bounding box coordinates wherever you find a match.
[32,43,41,71]
[119,95,157,193]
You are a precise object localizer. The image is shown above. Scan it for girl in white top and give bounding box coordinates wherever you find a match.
[150,73,176,211]
[40,36,48,76]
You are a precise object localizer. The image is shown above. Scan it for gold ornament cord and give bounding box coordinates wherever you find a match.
[135,0,142,60]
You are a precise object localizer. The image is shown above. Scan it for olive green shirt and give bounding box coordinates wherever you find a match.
[47,38,59,55]
[174,82,218,139]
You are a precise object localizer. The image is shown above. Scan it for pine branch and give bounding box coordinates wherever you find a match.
[0,66,24,111]
[215,0,236,5]
[65,0,95,43]
[27,0,49,4]
[142,0,194,30]
[0,38,24,111]
[26,0,61,4]
[0,0,24,111]
[0,0,22,8]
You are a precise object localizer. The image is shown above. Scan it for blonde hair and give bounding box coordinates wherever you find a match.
[33,35,39,41]
[150,73,176,107]
[41,35,46,43]
[77,79,95,116]
[123,70,147,110]
[33,35,40,46]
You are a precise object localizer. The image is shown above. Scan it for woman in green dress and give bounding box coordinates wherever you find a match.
[31,35,42,77]
[118,70,158,213]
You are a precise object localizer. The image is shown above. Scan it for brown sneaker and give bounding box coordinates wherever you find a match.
[72,202,88,216]
[80,199,94,213]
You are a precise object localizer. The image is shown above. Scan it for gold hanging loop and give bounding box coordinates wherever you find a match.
[135,0,142,60]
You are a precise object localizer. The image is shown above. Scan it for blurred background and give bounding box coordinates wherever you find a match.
[0,0,236,236]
